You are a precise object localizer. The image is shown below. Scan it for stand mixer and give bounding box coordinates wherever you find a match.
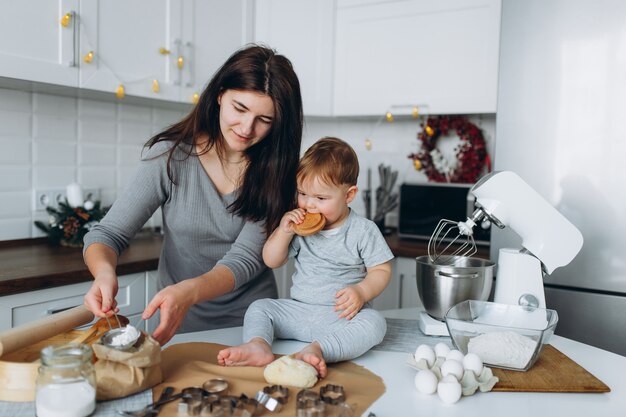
[419,171,584,335]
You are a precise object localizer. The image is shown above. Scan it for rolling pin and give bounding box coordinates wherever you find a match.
[0,305,94,357]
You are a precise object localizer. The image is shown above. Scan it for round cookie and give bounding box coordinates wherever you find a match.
[263,355,318,388]
[293,212,326,236]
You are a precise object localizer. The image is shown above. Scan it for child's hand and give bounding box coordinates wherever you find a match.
[335,286,366,320]
[279,208,306,234]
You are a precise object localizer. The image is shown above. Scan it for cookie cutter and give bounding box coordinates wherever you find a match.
[296,389,325,417]
[319,384,346,405]
[254,385,289,412]
[232,393,261,417]
[203,378,230,396]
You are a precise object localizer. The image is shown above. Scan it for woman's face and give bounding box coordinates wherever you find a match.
[217,89,275,153]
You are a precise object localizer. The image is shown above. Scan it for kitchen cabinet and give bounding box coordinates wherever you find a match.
[396,257,423,309]
[0,0,79,87]
[254,0,335,116]
[1,1,252,104]
[333,0,501,116]
[0,272,155,332]
[180,0,254,104]
[78,0,182,102]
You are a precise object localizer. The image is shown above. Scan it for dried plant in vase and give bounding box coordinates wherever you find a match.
[34,200,110,248]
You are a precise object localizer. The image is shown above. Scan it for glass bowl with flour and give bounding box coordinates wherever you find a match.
[101,325,142,350]
[445,300,559,371]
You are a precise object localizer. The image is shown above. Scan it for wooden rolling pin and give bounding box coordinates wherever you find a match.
[0,305,94,358]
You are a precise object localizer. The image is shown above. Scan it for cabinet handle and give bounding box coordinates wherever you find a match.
[46,306,79,315]
[60,10,78,67]
[173,39,182,86]
[398,273,404,309]
[185,41,194,87]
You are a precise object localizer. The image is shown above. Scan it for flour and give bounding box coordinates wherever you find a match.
[110,324,140,347]
[467,331,538,369]
[35,380,96,417]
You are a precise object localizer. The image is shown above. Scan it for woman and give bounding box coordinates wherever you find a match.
[83,45,303,345]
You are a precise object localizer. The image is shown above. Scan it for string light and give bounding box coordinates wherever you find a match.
[152,79,160,93]
[115,85,125,99]
[83,51,94,64]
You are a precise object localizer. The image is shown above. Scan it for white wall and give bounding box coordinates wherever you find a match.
[0,87,495,241]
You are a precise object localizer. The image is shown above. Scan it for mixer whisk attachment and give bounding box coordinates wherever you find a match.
[428,209,486,265]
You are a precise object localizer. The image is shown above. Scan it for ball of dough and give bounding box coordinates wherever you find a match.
[263,355,318,388]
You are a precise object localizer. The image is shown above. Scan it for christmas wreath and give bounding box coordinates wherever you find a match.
[408,115,490,183]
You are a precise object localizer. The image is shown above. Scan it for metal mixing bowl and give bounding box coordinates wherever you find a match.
[416,255,495,321]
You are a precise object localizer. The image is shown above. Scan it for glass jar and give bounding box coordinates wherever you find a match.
[35,343,96,417]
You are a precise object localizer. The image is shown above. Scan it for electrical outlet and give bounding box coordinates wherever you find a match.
[33,189,66,211]
[33,188,101,211]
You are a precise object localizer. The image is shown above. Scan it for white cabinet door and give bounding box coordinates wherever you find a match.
[254,0,335,116]
[0,0,79,86]
[180,0,252,105]
[0,273,146,332]
[396,257,423,309]
[78,0,182,102]
[371,258,401,311]
[145,270,160,334]
[334,0,501,116]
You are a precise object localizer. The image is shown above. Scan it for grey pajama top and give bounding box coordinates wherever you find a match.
[83,141,277,333]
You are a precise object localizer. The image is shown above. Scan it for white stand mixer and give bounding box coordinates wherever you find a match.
[420,171,583,335]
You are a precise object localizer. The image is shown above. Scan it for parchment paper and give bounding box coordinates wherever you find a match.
[153,342,386,417]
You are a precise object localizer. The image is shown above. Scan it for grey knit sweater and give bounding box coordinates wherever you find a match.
[83,141,277,333]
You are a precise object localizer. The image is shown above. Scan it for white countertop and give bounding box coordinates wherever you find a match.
[168,308,626,417]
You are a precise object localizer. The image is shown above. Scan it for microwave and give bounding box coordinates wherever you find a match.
[398,182,490,245]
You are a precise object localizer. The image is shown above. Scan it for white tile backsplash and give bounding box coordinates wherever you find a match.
[34,166,76,188]
[79,144,117,166]
[0,192,31,218]
[119,121,152,145]
[0,138,30,164]
[34,142,77,165]
[33,114,78,142]
[78,117,118,144]
[33,93,77,117]
[0,86,496,241]
[0,89,31,112]
[0,110,31,137]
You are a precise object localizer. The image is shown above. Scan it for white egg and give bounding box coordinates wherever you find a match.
[440,359,464,381]
[462,353,484,376]
[434,342,451,358]
[414,344,436,367]
[414,369,438,394]
[446,349,465,363]
[437,376,462,404]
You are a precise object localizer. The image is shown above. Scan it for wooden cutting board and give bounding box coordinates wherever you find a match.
[491,345,610,392]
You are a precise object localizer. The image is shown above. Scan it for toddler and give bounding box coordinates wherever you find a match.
[217,137,394,377]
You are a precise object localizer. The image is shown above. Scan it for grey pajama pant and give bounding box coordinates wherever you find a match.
[242,298,387,363]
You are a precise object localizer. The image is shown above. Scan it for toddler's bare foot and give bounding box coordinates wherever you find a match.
[294,342,328,378]
[217,338,274,366]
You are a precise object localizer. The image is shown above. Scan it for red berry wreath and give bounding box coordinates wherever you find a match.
[408,115,491,183]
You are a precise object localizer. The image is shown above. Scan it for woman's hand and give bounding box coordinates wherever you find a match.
[279,208,306,234]
[335,285,366,320]
[83,272,119,317]
[143,280,196,345]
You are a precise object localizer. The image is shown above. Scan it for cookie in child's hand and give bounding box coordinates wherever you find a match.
[263,355,318,388]
[293,212,326,236]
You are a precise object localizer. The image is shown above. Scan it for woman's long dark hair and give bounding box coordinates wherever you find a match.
[146,44,303,235]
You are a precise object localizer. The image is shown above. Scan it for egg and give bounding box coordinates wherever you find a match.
[434,342,451,358]
[437,375,462,404]
[414,344,436,367]
[463,353,484,376]
[414,369,438,394]
[446,349,465,363]
[440,359,464,381]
